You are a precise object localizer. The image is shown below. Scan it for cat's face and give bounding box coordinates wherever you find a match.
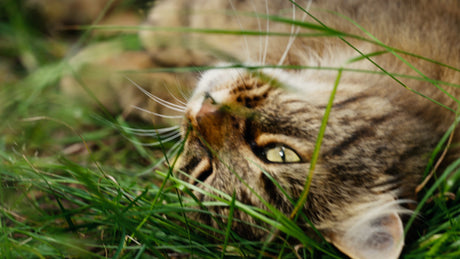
[144,0,458,257]
[178,67,315,222]
[174,66,427,258]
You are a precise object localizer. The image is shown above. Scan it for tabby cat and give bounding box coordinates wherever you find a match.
[141,0,459,258]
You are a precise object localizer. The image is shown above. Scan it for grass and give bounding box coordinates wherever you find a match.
[1,0,460,258]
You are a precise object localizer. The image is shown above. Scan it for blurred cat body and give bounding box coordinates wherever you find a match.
[141,1,459,258]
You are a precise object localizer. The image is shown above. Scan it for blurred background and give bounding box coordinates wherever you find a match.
[1,1,459,258]
[0,1,194,257]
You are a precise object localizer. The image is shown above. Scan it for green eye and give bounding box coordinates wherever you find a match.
[264,145,301,163]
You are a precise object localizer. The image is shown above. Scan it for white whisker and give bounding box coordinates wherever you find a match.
[142,132,183,146]
[173,78,190,104]
[160,140,185,168]
[262,0,270,65]
[132,105,183,119]
[163,78,189,106]
[173,76,193,102]
[124,131,182,147]
[167,140,183,158]
[100,116,180,136]
[126,77,187,112]
[121,125,180,134]
[229,0,251,62]
[277,0,312,66]
[121,125,180,137]
[250,1,263,64]
[140,129,180,138]
[130,130,179,138]
[278,2,297,66]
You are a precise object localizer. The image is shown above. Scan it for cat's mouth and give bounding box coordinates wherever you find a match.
[194,166,213,186]
[189,157,214,186]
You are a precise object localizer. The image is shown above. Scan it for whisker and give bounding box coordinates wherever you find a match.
[277,0,312,66]
[121,125,180,137]
[229,0,251,62]
[142,132,183,146]
[126,77,187,112]
[165,78,189,106]
[155,140,184,170]
[132,105,184,119]
[262,0,270,65]
[128,130,179,138]
[166,140,183,159]
[95,115,181,138]
[234,67,249,87]
[172,76,193,102]
[176,79,191,103]
[114,124,182,153]
[124,131,182,147]
[121,125,180,134]
[278,2,297,66]
[250,1,263,64]
[148,141,184,172]
[140,129,180,138]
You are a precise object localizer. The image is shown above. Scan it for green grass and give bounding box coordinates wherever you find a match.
[1,0,459,258]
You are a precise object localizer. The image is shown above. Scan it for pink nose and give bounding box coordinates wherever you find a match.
[190,98,228,148]
[196,98,219,124]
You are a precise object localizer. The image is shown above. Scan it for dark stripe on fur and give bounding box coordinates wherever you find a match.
[317,93,370,109]
[383,145,427,176]
[324,113,396,157]
[326,126,376,157]
[261,173,286,206]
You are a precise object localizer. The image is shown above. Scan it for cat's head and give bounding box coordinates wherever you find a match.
[173,65,426,258]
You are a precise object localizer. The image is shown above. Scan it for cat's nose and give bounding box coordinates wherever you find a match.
[196,96,219,124]
[189,96,229,148]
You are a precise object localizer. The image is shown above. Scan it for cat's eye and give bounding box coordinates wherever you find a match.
[263,145,301,163]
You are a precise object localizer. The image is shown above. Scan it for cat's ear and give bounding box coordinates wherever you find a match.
[329,212,404,259]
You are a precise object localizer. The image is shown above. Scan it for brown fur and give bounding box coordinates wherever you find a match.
[143,1,459,258]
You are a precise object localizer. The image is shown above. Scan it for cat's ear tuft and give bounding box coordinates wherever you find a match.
[330,212,404,259]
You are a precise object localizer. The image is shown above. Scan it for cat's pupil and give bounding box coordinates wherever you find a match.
[264,145,301,163]
[279,146,286,162]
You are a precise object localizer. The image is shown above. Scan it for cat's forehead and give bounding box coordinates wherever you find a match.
[187,66,274,119]
[187,65,338,115]
[193,67,247,102]
[190,66,297,101]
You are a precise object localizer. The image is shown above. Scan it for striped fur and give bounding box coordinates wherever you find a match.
[143,0,459,258]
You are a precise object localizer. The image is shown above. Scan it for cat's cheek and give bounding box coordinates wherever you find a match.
[260,163,309,197]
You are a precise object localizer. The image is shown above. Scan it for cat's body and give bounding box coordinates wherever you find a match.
[142,1,459,258]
